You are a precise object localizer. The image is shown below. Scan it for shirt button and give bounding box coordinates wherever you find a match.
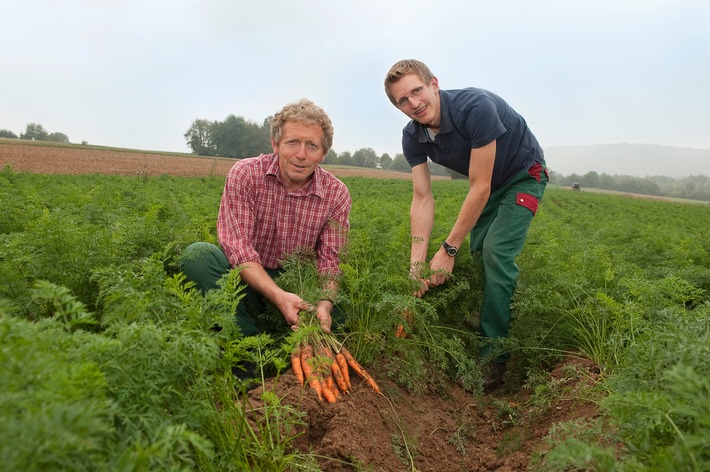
[519,198,524,202]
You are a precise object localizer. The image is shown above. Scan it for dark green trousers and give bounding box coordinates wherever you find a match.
[470,163,548,363]
[180,242,344,336]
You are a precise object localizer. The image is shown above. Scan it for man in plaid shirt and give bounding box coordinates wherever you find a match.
[182,99,351,354]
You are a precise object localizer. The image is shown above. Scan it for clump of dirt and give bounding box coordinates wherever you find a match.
[247,356,602,471]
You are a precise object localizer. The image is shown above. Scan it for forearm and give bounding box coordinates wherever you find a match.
[237,261,285,304]
[444,141,496,248]
[445,184,490,248]
[410,193,434,265]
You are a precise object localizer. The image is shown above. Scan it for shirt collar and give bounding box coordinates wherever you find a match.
[414,90,453,143]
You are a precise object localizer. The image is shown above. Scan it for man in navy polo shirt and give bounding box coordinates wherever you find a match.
[384,59,548,391]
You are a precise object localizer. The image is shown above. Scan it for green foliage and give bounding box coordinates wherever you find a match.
[0,172,709,470]
[0,311,116,471]
[538,419,621,472]
[184,115,271,158]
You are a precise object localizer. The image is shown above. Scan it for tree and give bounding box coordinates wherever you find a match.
[429,160,463,179]
[379,153,393,170]
[20,123,49,141]
[338,151,353,166]
[323,149,338,165]
[0,129,18,138]
[392,153,411,173]
[184,119,217,156]
[583,171,600,188]
[47,132,69,143]
[352,147,379,168]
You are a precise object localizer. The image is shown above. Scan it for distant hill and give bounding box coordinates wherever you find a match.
[543,143,710,178]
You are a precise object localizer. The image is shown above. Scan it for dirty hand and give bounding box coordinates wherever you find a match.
[278,292,315,330]
[315,299,334,333]
[409,263,430,297]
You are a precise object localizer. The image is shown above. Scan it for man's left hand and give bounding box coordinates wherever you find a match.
[428,247,454,287]
[315,299,333,333]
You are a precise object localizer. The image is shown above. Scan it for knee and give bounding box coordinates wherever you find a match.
[181,242,226,284]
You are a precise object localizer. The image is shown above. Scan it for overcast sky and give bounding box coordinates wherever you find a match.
[2,0,709,174]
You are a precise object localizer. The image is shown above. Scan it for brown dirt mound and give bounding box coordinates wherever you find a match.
[247,355,601,471]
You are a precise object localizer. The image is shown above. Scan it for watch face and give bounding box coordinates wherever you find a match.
[443,242,458,256]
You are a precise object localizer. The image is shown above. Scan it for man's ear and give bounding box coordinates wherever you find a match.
[271,139,278,153]
[431,76,439,92]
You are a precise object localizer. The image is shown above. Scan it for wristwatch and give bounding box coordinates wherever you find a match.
[442,241,458,257]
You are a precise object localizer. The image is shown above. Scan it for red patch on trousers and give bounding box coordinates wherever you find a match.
[516,192,539,215]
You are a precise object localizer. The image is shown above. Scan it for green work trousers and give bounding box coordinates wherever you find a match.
[180,242,345,336]
[470,163,548,364]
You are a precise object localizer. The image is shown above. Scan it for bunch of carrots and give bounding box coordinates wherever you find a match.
[291,335,381,403]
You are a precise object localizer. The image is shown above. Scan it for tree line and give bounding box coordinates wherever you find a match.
[551,170,710,202]
[4,118,706,201]
[0,123,70,144]
[183,114,456,177]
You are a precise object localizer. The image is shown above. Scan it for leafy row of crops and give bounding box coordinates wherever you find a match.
[1,166,709,470]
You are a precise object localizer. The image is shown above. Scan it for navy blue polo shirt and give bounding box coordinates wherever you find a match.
[402,88,544,190]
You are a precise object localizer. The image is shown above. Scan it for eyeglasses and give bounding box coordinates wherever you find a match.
[396,86,425,108]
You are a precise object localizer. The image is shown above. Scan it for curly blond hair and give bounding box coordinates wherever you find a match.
[271,98,334,153]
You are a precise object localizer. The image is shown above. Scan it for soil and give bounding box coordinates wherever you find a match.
[0,141,445,180]
[1,141,603,471]
[248,355,601,472]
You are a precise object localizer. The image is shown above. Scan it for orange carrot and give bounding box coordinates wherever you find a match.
[300,344,323,401]
[335,352,351,389]
[319,346,347,393]
[320,381,337,403]
[394,323,406,338]
[395,309,414,338]
[291,346,304,386]
[330,360,348,393]
[324,374,340,401]
[340,346,382,395]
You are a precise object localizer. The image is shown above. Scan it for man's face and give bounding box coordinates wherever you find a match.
[272,121,326,190]
[389,73,440,129]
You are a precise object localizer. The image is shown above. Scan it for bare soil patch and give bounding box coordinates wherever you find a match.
[0,142,438,180]
[249,355,601,471]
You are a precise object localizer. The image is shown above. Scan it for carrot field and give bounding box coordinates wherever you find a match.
[1,165,709,471]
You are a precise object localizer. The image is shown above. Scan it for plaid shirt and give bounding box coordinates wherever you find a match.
[217,153,351,275]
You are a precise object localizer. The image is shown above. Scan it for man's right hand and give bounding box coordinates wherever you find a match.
[275,291,312,329]
[409,263,430,298]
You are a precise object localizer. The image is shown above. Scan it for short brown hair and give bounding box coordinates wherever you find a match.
[384,59,436,106]
[271,98,334,153]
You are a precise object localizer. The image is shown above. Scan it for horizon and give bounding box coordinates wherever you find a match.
[2,137,708,179]
[2,0,709,176]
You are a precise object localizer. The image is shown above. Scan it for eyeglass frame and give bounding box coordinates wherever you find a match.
[395,85,426,108]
